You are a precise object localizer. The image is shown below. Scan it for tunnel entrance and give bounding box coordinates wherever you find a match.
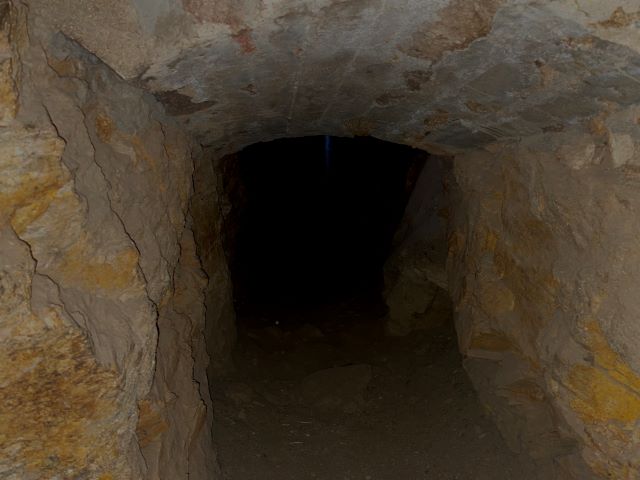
[226,135,422,317]
[211,137,540,479]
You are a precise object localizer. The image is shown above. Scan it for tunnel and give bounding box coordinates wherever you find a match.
[226,135,423,309]
[3,1,640,479]
[209,136,538,478]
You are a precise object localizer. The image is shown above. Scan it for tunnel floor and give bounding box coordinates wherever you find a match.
[211,295,543,480]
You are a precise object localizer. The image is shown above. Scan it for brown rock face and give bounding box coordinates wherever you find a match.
[0,3,219,478]
[384,156,453,336]
[1,330,120,476]
[447,130,640,477]
[399,0,505,61]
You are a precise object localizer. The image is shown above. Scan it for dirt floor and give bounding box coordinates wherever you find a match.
[211,296,545,480]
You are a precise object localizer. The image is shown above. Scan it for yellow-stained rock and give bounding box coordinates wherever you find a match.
[136,400,169,448]
[568,364,640,424]
[568,321,640,424]
[0,58,17,123]
[0,128,67,223]
[477,281,515,315]
[468,331,515,353]
[96,112,115,143]
[0,329,121,478]
[55,234,142,293]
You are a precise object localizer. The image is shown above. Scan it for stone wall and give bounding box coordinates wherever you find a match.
[190,151,237,378]
[0,3,219,478]
[384,156,453,335]
[449,124,640,478]
[25,0,640,163]
[384,119,640,478]
[141,226,221,479]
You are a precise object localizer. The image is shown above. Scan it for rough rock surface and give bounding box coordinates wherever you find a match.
[0,3,219,479]
[450,125,640,478]
[384,156,452,335]
[24,0,640,159]
[190,151,237,376]
[389,121,640,477]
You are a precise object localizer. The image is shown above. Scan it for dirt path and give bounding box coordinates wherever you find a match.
[212,298,544,480]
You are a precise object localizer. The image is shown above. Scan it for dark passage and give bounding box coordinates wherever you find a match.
[227,135,424,311]
[213,137,542,480]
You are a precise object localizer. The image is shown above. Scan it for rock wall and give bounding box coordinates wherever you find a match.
[190,151,237,377]
[141,226,221,479]
[384,156,452,335]
[449,123,640,478]
[0,3,219,478]
[25,0,640,164]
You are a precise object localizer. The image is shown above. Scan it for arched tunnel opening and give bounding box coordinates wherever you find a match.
[227,135,422,311]
[208,136,539,478]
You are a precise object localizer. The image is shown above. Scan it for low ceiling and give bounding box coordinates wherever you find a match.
[32,0,640,155]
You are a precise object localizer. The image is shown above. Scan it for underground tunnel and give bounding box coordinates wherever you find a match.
[210,136,539,478]
[226,135,423,310]
[3,0,640,479]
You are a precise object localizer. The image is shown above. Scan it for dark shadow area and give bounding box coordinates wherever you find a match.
[225,135,426,318]
[211,137,542,480]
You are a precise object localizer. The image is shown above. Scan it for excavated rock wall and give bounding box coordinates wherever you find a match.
[387,120,640,478]
[190,150,237,377]
[384,156,453,335]
[0,4,224,479]
[25,0,640,159]
[448,124,640,478]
